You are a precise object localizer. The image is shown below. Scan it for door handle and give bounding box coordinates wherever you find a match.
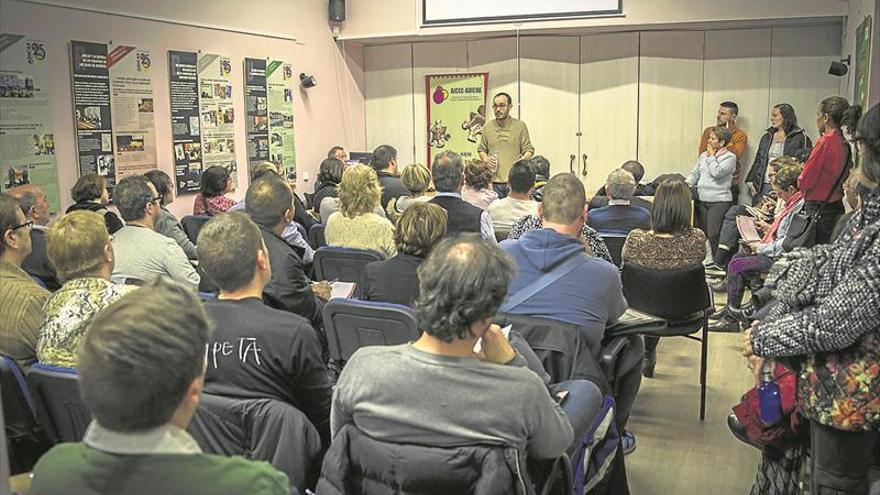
[581,154,588,176]
[569,154,576,174]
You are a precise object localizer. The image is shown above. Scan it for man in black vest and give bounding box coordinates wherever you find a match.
[371,144,409,210]
[429,151,497,243]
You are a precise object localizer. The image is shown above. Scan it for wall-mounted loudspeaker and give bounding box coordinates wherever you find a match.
[329,0,345,22]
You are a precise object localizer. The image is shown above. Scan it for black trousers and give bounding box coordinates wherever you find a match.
[811,420,879,494]
[715,204,749,267]
[695,200,732,255]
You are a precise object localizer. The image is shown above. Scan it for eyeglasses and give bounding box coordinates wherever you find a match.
[8,220,33,232]
[150,195,163,205]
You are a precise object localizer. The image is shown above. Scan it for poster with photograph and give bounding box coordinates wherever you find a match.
[854,16,872,110]
[198,53,237,187]
[109,45,156,180]
[265,60,296,180]
[168,50,201,193]
[71,40,115,188]
[244,58,269,177]
[425,73,489,164]
[0,33,61,210]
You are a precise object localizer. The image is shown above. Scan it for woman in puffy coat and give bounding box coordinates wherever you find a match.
[745,103,812,206]
[744,101,880,495]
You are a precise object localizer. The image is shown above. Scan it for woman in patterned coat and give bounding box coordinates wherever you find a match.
[745,102,880,495]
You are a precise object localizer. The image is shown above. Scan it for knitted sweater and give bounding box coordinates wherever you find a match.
[686,149,736,202]
[751,187,880,430]
[325,212,397,258]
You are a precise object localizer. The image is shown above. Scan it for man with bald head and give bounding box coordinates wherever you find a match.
[9,184,59,290]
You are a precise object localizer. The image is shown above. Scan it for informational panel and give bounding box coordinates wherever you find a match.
[198,53,237,186]
[423,0,621,25]
[168,50,201,193]
[70,41,114,186]
[425,73,488,165]
[244,58,297,180]
[854,16,872,110]
[0,33,61,210]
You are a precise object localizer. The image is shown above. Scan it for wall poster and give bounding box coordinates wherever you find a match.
[70,41,114,187]
[425,73,489,165]
[854,15,872,110]
[0,34,61,210]
[245,58,296,180]
[168,50,201,193]
[198,53,237,188]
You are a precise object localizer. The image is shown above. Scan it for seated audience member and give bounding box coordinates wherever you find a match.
[461,160,499,210]
[386,163,433,220]
[488,159,539,235]
[144,169,198,260]
[622,180,706,377]
[36,211,131,368]
[246,174,328,328]
[29,279,290,495]
[325,164,397,257]
[311,158,344,213]
[370,144,409,210]
[198,213,332,445]
[430,151,497,243]
[66,173,124,234]
[10,184,60,290]
[359,202,447,306]
[332,235,576,461]
[327,145,348,162]
[589,160,654,210]
[686,125,737,255]
[507,212,614,265]
[111,175,200,288]
[0,193,49,368]
[193,165,236,216]
[530,155,550,202]
[500,173,643,453]
[710,163,805,332]
[231,162,314,264]
[587,169,652,235]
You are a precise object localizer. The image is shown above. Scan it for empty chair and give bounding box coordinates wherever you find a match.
[1,355,50,473]
[26,364,91,443]
[308,223,326,249]
[598,234,627,268]
[321,299,419,365]
[615,263,713,420]
[180,215,212,244]
[188,393,323,491]
[313,246,384,285]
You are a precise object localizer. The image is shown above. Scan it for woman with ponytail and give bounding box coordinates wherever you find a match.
[798,96,862,244]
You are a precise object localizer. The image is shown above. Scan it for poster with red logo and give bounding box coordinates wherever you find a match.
[198,54,237,188]
[425,73,488,165]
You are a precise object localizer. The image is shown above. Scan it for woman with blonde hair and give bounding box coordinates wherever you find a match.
[387,163,433,220]
[325,164,397,257]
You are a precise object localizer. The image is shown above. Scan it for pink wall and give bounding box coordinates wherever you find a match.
[0,0,366,219]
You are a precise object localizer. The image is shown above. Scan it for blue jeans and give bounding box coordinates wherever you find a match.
[550,379,604,455]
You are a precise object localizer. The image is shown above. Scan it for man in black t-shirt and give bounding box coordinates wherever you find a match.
[198,212,332,445]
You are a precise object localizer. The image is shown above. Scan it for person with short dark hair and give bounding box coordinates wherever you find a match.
[144,169,198,260]
[332,234,574,461]
[311,158,344,214]
[687,125,737,254]
[370,144,409,209]
[699,101,749,198]
[327,145,347,162]
[478,92,535,198]
[487,159,538,235]
[111,176,200,288]
[198,213,333,445]
[744,103,812,206]
[359,202,447,306]
[9,183,60,290]
[29,278,291,495]
[429,151,497,243]
[66,173,124,234]
[461,160,498,210]
[246,175,328,328]
[530,155,550,202]
[587,169,652,236]
[0,192,49,369]
[193,166,236,216]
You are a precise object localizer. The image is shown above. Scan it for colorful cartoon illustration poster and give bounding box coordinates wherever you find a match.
[0,34,61,210]
[168,50,201,193]
[425,73,488,165]
[109,45,156,180]
[198,53,237,187]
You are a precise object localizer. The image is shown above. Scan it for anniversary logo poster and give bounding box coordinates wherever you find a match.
[425,73,488,165]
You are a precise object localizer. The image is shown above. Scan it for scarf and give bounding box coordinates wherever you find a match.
[761,191,804,243]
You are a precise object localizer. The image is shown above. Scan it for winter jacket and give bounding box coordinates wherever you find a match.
[316,424,531,495]
[745,127,813,187]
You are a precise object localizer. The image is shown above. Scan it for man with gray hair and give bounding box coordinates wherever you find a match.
[500,173,644,454]
[110,175,200,288]
[29,278,290,494]
[587,169,651,236]
[9,183,59,290]
[429,150,497,243]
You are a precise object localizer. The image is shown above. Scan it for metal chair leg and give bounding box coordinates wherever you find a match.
[699,316,709,421]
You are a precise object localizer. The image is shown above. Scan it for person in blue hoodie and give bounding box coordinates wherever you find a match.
[500,172,643,455]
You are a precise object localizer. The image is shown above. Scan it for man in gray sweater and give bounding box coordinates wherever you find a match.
[331,234,575,459]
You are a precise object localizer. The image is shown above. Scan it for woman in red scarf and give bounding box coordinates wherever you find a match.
[710,163,805,332]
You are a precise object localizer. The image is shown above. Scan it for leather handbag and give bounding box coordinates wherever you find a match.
[783,147,851,251]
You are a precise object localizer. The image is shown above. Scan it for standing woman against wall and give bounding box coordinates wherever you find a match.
[686,126,737,254]
[745,103,812,206]
[798,96,861,244]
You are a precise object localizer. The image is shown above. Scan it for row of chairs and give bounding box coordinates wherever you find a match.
[180,215,327,251]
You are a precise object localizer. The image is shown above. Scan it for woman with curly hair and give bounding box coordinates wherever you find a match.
[193,165,236,216]
[461,160,498,210]
[324,164,397,257]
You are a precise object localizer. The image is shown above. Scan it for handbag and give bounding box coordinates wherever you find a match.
[732,362,803,448]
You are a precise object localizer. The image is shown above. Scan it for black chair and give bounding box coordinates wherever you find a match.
[180,215,212,244]
[615,263,714,421]
[308,224,326,249]
[495,228,511,243]
[1,356,51,474]
[598,234,628,268]
[321,299,419,365]
[188,393,322,491]
[313,246,384,285]
[26,364,91,443]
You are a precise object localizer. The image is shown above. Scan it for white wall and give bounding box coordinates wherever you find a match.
[0,0,366,218]
[364,24,844,195]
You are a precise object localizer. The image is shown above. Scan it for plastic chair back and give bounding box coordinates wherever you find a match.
[181,215,212,244]
[598,234,627,268]
[313,246,383,284]
[620,264,711,321]
[322,299,419,363]
[26,364,91,443]
[308,224,326,249]
[1,356,51,474]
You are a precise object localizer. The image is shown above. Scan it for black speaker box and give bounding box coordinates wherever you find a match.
[329,0,345,22]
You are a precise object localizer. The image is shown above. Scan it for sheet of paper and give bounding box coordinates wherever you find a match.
[329,281,356,299]
[736,215,762,242]
[473,324,512,353]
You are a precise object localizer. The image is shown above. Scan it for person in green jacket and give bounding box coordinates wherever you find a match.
[29,278,292,495]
